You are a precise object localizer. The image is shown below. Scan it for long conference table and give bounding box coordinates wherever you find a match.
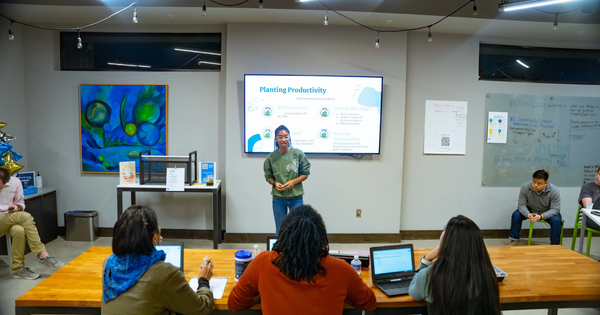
[15,246,600,315]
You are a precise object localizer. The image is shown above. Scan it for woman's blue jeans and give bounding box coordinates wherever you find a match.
[273,196,303,235]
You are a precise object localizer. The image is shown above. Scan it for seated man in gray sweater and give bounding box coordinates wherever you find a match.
[509,169,562,245]
[579,166,600,231]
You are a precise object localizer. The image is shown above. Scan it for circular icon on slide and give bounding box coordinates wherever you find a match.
[262,106,273,118]
[319,129,329,140]
[263,128,273,139]
[319,107,330,119]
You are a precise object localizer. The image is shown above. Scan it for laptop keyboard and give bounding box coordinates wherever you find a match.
[378,280,411,290]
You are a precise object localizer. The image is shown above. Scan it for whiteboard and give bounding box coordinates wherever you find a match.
[424,100,468,155]
[482,93,600,187]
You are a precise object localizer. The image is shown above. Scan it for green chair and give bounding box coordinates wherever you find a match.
[570,205,600,257]
[528,217,564,246]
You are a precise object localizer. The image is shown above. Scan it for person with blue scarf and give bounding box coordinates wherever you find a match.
[102,205,215,315]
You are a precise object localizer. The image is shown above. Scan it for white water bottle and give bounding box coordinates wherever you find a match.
[36,172,43,188]
[252,245,260,259]
[351,255,361,275]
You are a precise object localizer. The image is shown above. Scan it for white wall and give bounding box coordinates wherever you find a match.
[21,24,226,228]
[0,20,28,170]
[401,32,600,232]
[225,23,407,234]
[7,19,600,235]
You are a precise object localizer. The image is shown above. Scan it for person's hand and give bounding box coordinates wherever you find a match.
[530,213,540,223]
[527,213,534,221]
[274,182,285,192]
[425,246,440,261]
[425,230,444,261]
[7,205,19,213]
[282,180,295,190]
[198,259,213,281]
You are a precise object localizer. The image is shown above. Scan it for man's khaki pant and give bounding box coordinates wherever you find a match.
[0,211,46,272]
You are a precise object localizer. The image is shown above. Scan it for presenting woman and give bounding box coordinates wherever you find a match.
[228,205,376,314]
[264,125,311,235]
[102,205,215,315]
[408,215,501,315]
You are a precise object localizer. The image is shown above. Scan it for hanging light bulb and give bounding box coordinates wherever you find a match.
[202,0,207,15]
[473,1,478,15]
[428,27,432,42]
[553,14,558,30]
[259,0,263,9]
[133,6,138,23]
[8,22,14,41]
[77,30,83,49]
[375,31,380,48]
[324,9,329,26]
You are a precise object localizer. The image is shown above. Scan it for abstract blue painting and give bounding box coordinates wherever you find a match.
[80,84,168,173]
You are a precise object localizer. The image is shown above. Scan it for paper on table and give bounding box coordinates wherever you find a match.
[189,277,228,300]
[166,168,185,191]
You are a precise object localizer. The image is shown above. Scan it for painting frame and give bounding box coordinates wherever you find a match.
[79,84,168,174]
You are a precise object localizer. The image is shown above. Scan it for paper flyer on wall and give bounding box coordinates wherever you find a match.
[487,112,508,143]
[423,100,467,155]
[200,162,217,184]
[119,161,136,185]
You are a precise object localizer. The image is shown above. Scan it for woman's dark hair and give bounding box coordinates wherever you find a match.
[274,125,292,149]
[112,205,160,257]
[271,204,329,283]
[0,168,10,184]
[428,215,500,315]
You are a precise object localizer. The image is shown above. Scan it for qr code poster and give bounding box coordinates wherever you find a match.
[424,100,467,154]
[439,133,452,151]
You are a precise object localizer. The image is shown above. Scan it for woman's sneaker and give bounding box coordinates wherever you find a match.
[38,255,65,269]
[13,267,40,280]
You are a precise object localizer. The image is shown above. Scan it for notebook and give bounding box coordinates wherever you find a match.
[370,244,416,296]
[155,241,184,272]
[266,235,277,251]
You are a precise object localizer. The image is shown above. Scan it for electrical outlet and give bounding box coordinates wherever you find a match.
[356,209,362,218]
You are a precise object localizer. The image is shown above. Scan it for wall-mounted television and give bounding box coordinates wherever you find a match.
[244,74,383,154]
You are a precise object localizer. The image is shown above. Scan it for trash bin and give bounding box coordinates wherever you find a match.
[65,211,99,241]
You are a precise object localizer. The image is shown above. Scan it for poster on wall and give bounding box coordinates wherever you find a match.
[80,84,168,173]
[486,111,508,143]
[424,100,468,155]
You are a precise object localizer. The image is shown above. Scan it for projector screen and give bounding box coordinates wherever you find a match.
[244,74,383,154]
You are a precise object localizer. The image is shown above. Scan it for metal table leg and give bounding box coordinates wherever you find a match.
[117,188,123,217]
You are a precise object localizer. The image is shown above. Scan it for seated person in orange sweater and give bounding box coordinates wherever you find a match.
[228,205,377,315]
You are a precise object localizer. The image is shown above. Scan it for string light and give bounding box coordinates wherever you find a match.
[8,21,14,40]
[324,9,328,25]
[375,31,379,48]
[202,0,207,15]
[473,1,478,15]
[133,5,138,23]
[259,0,263,9]
[77,29,82,49]
[428,27,432,42]
[553,13,558,30]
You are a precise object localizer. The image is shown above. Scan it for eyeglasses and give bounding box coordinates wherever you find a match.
[277,136,289,140]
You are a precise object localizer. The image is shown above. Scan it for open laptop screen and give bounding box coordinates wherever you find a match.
[372,247,413,276]
[155,243,183,271]
[266,235,277,251]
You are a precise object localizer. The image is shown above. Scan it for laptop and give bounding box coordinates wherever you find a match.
[266,235,277,251]
[155,240,184,272]
[370,244,416,297]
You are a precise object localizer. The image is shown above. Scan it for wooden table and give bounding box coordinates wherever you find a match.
[15,246,600,315]
[117,181,222,249]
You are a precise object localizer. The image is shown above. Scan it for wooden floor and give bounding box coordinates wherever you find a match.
[14,245,600,311]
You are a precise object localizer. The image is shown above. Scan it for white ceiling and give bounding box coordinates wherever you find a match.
[0,1,599,43]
